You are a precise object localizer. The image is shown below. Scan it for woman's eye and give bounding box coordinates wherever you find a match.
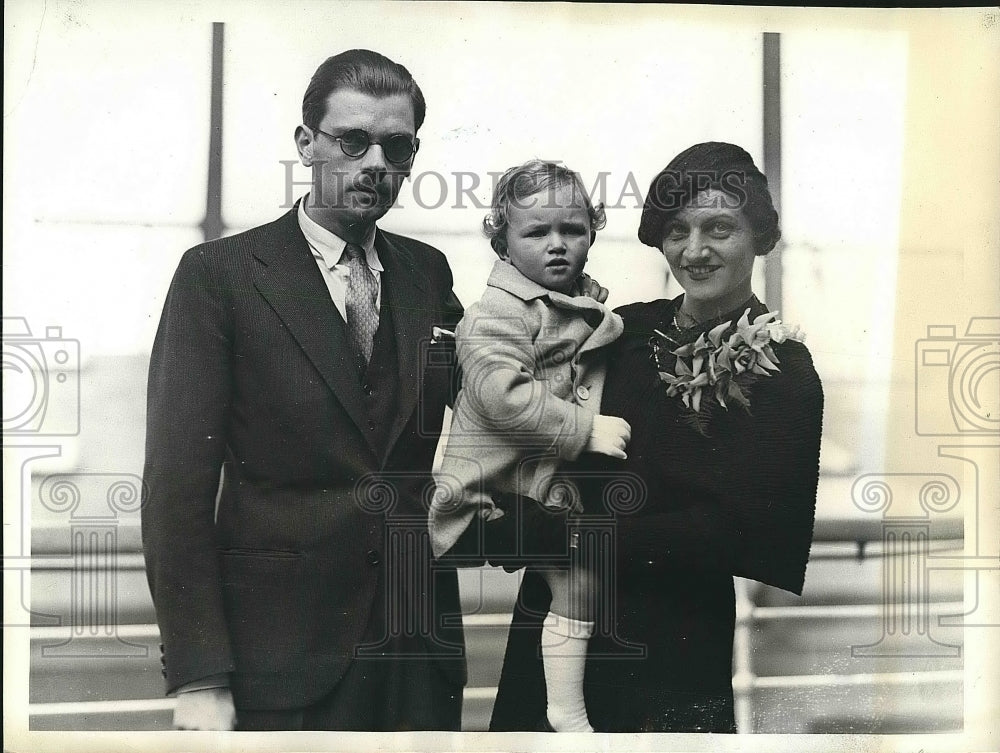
[709,222,733,237]
[665,226,687,241]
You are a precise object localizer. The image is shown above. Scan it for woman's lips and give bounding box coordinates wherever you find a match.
[683,265,721,280]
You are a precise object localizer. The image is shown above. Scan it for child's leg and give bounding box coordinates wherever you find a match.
[545,561,595,622]
[539,566,594,732]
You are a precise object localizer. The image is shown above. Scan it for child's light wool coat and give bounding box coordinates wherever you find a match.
[429,259,623,557]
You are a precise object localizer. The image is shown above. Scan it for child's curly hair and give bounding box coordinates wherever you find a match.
[483,160,607,257]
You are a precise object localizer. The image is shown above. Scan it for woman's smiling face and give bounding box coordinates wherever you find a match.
[660,188,757,317]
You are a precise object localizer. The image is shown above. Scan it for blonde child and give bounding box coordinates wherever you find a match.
[429,160,630,732]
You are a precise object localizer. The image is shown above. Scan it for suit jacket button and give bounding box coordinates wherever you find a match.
[366,549,381,566]
[368,420,376,430]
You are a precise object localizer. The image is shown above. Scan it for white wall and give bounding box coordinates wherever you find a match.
[5,2,910,477]
[6,1,770,355]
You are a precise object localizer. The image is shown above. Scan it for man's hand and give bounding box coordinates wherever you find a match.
[584,415,631,459]
[173,687,236,730]
[578,273,609,304]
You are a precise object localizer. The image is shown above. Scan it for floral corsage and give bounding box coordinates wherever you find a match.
[651,309,805,435]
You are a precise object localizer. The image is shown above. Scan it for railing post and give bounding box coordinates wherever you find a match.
[732,577,756,733]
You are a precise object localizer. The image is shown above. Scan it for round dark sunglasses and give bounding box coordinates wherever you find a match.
[313,127,419,165]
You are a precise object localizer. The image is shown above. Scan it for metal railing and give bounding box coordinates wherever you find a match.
[25,522,965,732]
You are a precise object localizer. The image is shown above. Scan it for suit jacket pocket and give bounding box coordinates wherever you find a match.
[218,547,303,561]
[219,548,309,667]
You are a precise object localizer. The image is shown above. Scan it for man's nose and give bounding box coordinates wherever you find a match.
[360,143,388,173]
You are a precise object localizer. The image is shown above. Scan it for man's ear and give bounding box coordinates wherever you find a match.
[294,125,314,167]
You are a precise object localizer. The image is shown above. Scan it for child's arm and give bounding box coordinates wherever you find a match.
[455,296,593,461]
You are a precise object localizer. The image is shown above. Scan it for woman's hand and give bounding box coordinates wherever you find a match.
[584,415,631,459]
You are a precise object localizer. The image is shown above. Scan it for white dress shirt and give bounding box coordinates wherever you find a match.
[297,196,383,322]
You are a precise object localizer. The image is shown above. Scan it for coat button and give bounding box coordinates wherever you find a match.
[575,385,590,401]
[366,549,381,566]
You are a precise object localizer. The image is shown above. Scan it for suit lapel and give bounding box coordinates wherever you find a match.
[377,231,431,457]
[252,209,374,451]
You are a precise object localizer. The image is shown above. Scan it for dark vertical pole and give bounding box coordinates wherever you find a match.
[762,32,782,311]
[201,22,225,242]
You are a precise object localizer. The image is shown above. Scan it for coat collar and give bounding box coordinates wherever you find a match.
[296,197,382,271]
[485,259,624,354]
[485,258,554,301]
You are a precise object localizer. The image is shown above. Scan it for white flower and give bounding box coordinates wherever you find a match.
[652,312,806,435]
[766,321,805,344]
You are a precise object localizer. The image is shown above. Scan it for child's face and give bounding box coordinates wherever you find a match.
[501,183,592,294]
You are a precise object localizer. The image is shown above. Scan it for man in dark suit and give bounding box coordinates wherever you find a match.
[142,49,466,731]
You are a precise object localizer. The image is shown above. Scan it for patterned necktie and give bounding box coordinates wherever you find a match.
[343,243,379,368]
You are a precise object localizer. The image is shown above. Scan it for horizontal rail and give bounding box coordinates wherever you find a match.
[742,668,964,691]
[28,517,965,556]
[24,541,967,571]
[27,594,969,643]
[27,670,963,719]
[750,601,965,620]
[27,688,500,719]
[29,698,175,717]
[30,623,160,641]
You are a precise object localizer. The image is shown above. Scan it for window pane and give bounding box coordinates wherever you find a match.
[8,7,211,227]
[220,7,763,307]
[782,31,909,476]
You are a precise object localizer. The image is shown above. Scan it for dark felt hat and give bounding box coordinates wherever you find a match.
[638,142,780,255]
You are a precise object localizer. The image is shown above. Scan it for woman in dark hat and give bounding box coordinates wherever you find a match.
[488,142,824,733]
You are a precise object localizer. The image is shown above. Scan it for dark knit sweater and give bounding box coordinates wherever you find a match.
[489,295,824,733]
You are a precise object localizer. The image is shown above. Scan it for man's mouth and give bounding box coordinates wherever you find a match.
[348,185,389,209]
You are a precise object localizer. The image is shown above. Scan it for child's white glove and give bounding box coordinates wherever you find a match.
[584,415,631,459]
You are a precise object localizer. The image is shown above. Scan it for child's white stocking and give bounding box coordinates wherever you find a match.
[541,611,594,732]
